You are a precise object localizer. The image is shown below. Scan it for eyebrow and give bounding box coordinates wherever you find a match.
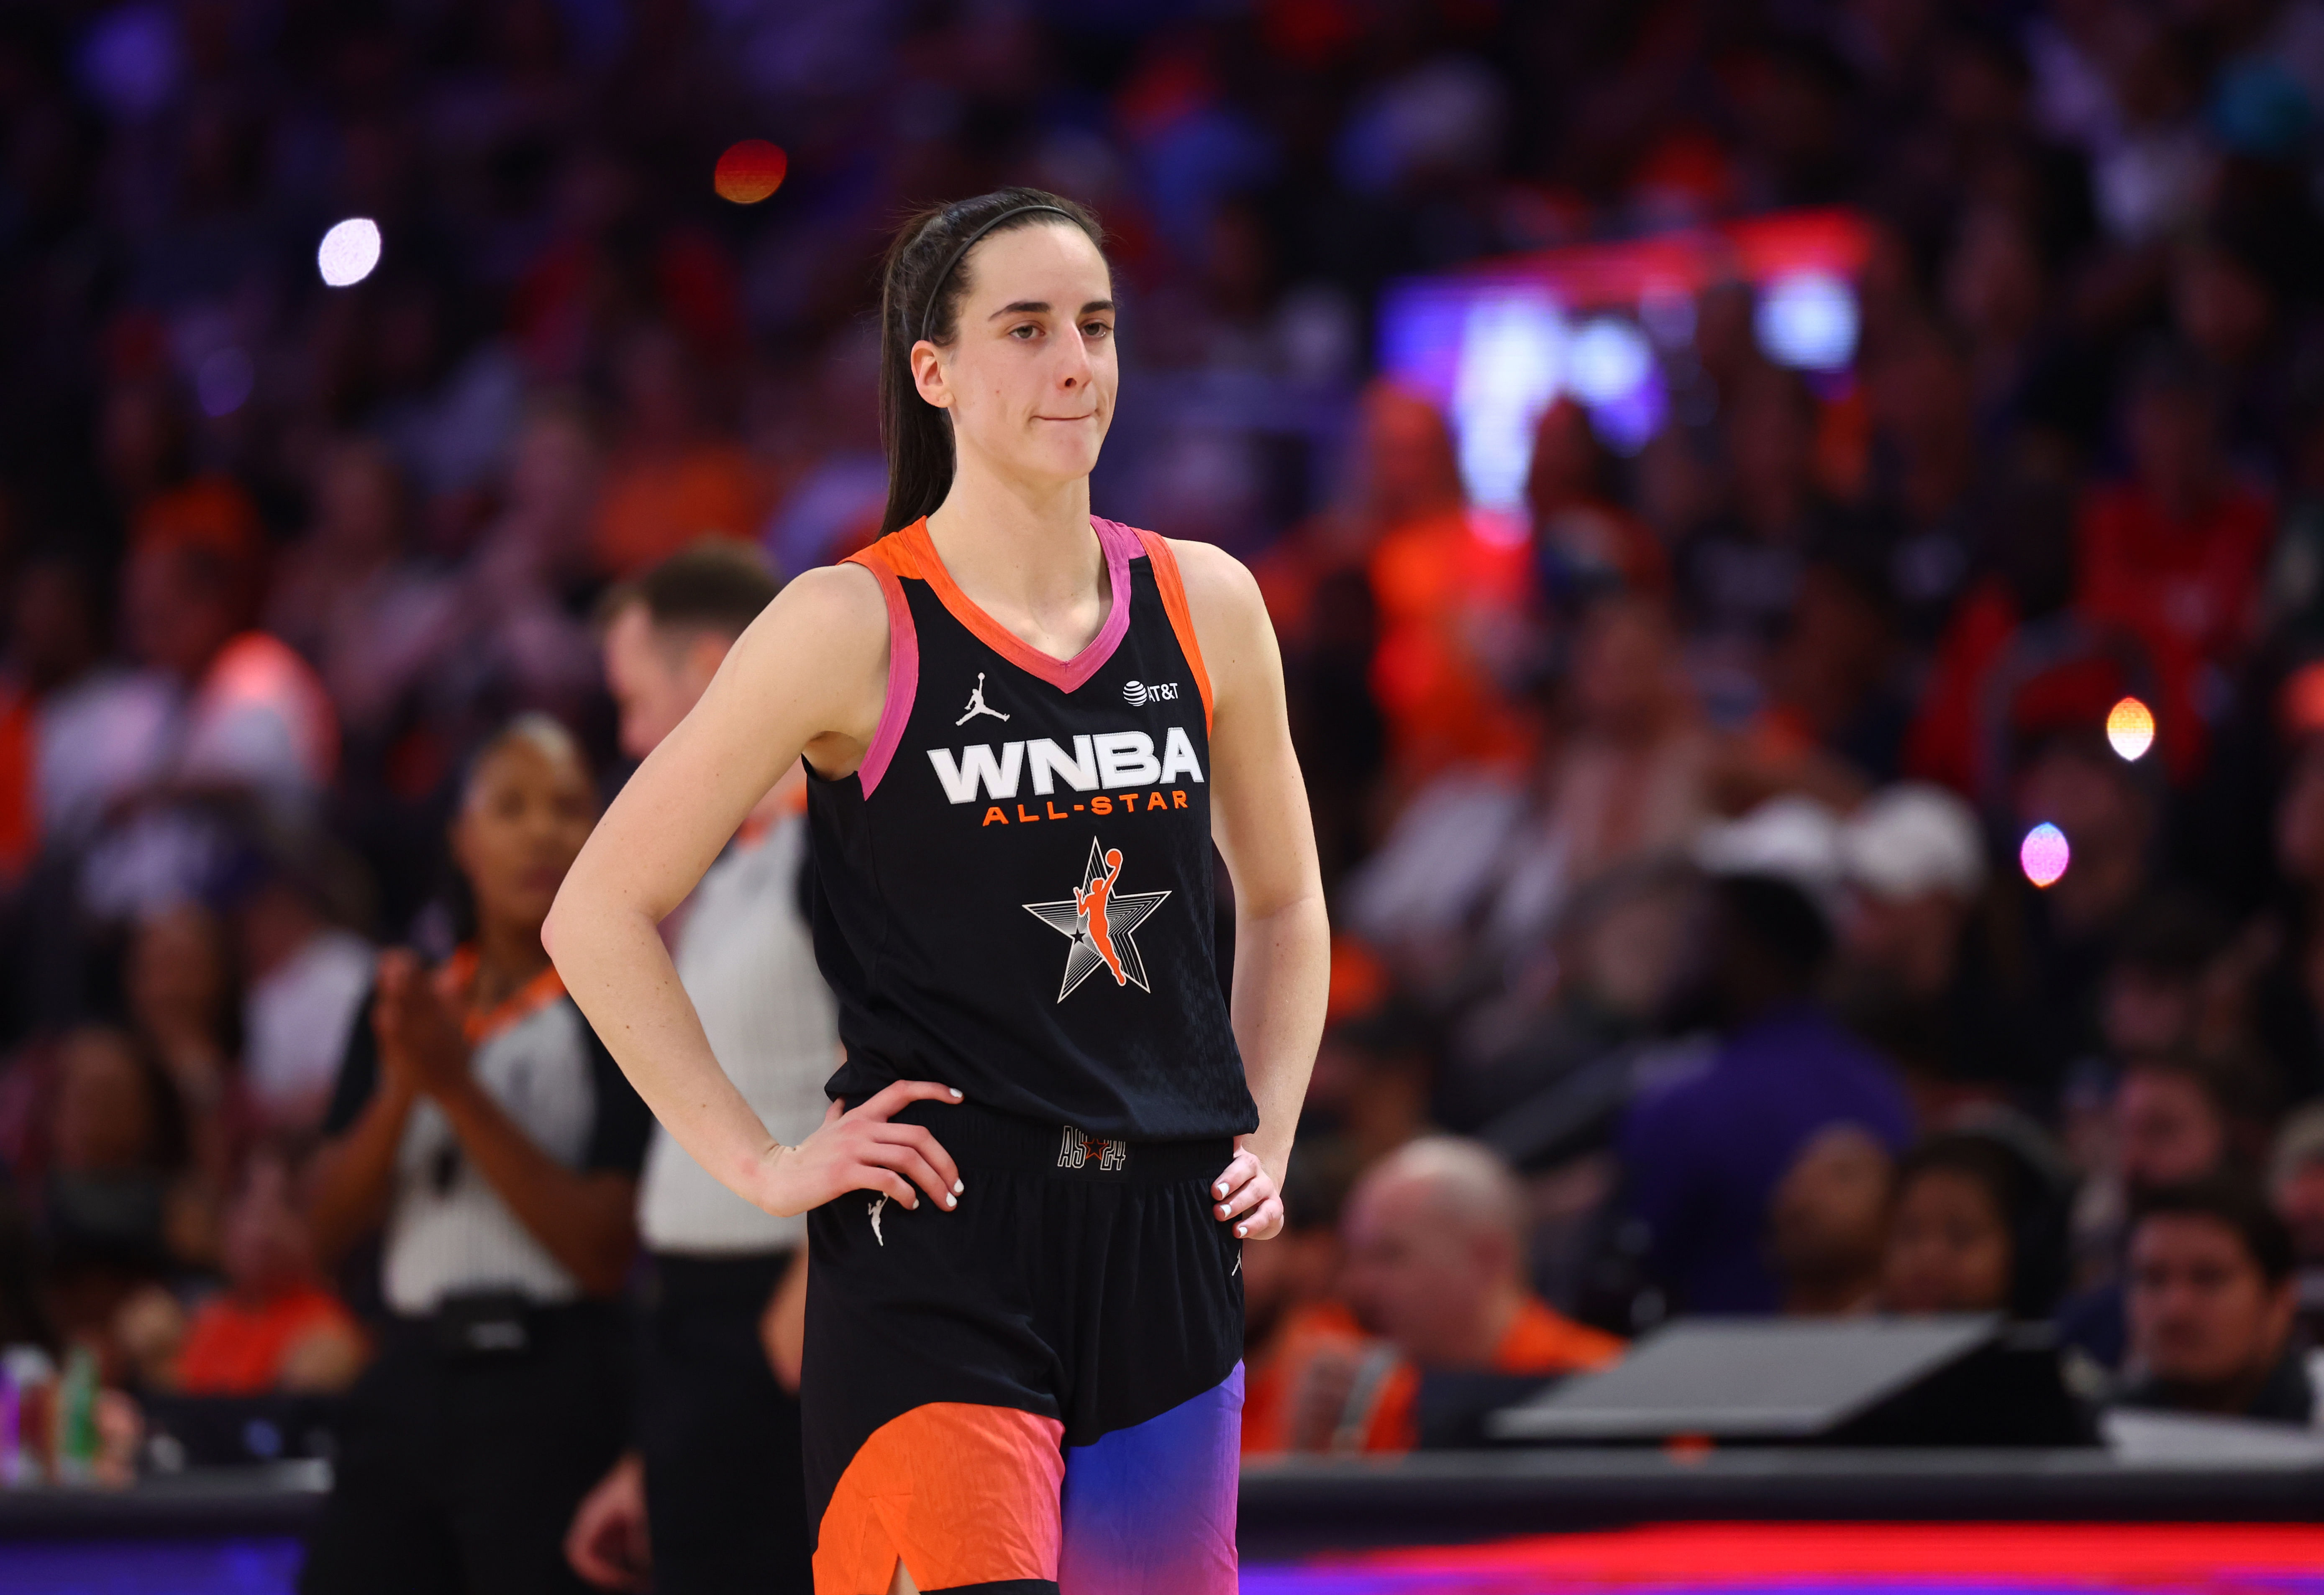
[988,299,1116,319]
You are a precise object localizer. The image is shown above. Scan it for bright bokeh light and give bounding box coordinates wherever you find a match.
[317,218,381,287]
[1756,271,1859,371]
[2020,823,2070,889]
[1450,288,1566,511]
[2106,696,2156,762]
[1567,317,1653,406]
[714,139,789,204]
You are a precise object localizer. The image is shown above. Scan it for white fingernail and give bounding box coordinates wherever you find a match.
[1214,1183,1227,1198]
[944,1194,956,1209]
[949,1088,963,1099]
[953,1179,963,1195]
[1236,1224,1249,1237]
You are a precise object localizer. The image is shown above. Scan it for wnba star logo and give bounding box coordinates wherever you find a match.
[1022,839,1171,1001]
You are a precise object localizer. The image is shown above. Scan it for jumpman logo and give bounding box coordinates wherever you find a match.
[1023,839,1171,1002]
[955,672,1010,726]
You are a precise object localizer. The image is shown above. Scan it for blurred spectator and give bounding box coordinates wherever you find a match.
[1290,1138,1621,1453]
[127,1147,364,1396]
[1620,872,1915,1313]
[2116,1176,2311,1425]
[37,1026,193,1377]
[1832,783,2032,1102]
[234,847,377,1135]
[266,438,453,744]
[1240,1148,1358,1457]
[1343,593,1710,984]
[2076,345,2273,685]
[2062,1053,2239,1370]
[1768,1123,1894,1317]
[1271,382,1534,791]
[1527,398,1667,607]
[591,327,771,580]
[2269,1103,2324,1348]
[1881,1125,2073,1318]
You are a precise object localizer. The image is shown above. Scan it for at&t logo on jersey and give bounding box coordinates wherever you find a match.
[1121,679,1179,705]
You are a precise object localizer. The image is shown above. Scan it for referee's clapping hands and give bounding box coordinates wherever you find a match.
[751,1080,965,1218]
[371,949,471,1098]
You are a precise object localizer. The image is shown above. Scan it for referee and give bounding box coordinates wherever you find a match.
[303,715,651,1595]
[563,542,831,1593]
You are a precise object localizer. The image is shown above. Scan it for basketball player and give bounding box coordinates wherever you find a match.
[544,187,1328,1593]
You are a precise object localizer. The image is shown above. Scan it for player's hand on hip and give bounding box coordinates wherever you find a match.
[755,1080,964,1218]
[1212,1144,1283,1239]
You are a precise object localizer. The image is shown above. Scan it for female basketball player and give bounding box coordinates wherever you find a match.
[544,187,1328,1594]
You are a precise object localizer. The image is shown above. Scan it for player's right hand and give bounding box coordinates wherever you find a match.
[753,1080,964,1218]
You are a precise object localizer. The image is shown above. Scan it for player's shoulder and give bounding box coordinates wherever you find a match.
[760,558,888,640]
[1152,534,1266,625]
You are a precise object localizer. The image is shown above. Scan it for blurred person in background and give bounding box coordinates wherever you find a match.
[2114,1176,2312,1426]
[301,717,651,1595]
[563,542,822,1594]
[123,900,249,1267]
[2268,1103,2324,1347]
[233,841,377,1134]
[1342,591,1710,992]
[1620,872,1915,1314]
[119,1144,365,1396]
[36,1025,195,1376]
[264,437,452,746]
[2006,726,2167,1088]
[2246,664,2324,1100]
[1527,398,1668,606]
[1260,381,1532,794]
[1287,1137,1620,1453]
[2061,1052,2238,1370]
[1239,1147,1358,1456]
[1881,1126,2073,1318]
[590,326,772,580]
[1832,782,2033,1107]
[81,525,338,923]
[1767,1122,1894,1317]
[2076,343,2273,685]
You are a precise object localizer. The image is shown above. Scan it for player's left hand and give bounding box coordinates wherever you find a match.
[1211,1143,1283,1240]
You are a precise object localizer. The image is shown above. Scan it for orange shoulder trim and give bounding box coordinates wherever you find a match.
[1133,529,1214,734]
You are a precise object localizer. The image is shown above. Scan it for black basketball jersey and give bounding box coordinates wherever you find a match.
[807,516,1258,1141]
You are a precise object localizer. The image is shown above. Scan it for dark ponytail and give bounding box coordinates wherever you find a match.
[876,187,1107,536]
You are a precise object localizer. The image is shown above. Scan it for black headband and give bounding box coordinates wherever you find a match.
[917,203,1076,346]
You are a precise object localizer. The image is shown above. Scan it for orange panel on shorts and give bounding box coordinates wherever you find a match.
[814,1402,1066,1593]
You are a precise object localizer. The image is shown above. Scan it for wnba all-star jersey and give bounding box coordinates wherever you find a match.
[807,515,1259,1141]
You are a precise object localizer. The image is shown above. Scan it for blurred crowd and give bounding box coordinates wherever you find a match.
[4,0,2324,1482]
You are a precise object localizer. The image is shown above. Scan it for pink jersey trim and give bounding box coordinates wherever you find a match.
[843,547,919,798]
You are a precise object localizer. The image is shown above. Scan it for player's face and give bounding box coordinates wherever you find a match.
[921,222,1116,489]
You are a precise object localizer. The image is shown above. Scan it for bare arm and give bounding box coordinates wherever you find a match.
[542,566,963,1218]
[307,1000,418,1268]
[1173,538,1330,1240]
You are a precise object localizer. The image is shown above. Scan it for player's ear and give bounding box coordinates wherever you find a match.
[911,339,951,410]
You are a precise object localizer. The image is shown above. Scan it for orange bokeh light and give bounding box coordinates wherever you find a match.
[2106,695,2155,762]
[715,140,788,205]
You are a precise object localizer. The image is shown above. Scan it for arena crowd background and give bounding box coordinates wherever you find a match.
[8,0,2324,1587]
